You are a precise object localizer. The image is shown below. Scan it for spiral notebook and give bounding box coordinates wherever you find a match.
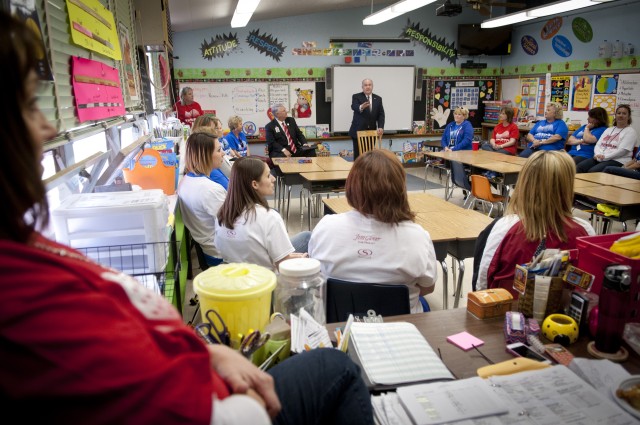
[348,322,454,390]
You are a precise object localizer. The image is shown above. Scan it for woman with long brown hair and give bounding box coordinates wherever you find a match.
[308,149,438,313]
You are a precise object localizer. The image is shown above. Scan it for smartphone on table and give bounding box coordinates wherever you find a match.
[506,342,552,364]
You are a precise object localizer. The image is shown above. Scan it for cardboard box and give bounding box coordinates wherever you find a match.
[467,288,513,319]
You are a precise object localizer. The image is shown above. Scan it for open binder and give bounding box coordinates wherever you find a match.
[348,322,454,390]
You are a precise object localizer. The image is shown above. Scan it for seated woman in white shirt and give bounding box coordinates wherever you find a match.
[215,157,310,271]
[308,149,438,313]
[178,132,226,266]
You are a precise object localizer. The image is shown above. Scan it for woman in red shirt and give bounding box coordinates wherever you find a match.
[481,107,519,155]
[174,86,203,126]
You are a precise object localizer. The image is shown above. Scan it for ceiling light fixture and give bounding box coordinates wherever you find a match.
[526,0,600,17]
[481,11,534,28]
[363,0,438,25]
[231,0,261,28]
[481,0,616,28]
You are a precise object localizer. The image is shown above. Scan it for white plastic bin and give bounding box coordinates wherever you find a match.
[51,189,170,274]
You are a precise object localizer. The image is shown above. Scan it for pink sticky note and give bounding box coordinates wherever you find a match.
[446,331,484,351]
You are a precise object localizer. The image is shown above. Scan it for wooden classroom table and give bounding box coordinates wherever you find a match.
[575,172,640,186]
[313,156,353,171]
[615,182,640,193]
[574,184,640,222]
[573,178,603,189]
[323,193,493,309]
[326,308,640,380]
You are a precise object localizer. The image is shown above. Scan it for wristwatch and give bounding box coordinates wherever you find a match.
[579,138,584,144]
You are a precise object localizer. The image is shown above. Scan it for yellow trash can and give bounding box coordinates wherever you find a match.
[193,263,276,348]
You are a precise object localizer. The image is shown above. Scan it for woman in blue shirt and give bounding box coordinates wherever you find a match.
[519,102,569,158]
[226,115,249,158]
[192,115,230,189]
[566,107,608,165]
[440,107,473,151]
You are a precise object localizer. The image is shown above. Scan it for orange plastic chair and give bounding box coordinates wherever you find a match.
[470,174,505,217]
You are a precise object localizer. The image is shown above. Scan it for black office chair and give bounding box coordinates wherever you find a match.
[326,278,411,323]
[447,160,474,207]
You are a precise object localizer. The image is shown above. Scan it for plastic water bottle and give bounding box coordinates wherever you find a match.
[595,264,631,353]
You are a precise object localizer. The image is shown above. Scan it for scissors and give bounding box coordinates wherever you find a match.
[194,309,231,346]
[240,330,271,358]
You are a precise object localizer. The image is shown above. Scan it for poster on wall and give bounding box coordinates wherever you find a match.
[71,56,125,122]
[517,77,538,115]
[403,20,457,65]
[118,22,139,102]
[247,29,285,62]
[429,78,496,130]
[201,32,240,60]
[592,94,617,117]
[537,79,547,116]
[616,74,640,137]
[550,76,570,110]
[571,75,593,111]
[595,74,618,94]
[67,0,121,60]
[10,0,53,80]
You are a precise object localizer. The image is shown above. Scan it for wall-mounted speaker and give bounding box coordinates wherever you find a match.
[325,67,333,102]
[414,68,423,101]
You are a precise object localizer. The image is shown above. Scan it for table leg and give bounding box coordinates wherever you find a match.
[453,256,465,308]
[441,259,449,310]
[285,185,292,231]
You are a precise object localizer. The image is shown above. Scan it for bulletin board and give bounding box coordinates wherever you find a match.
[428,78,498,131]
[181,81,317,134]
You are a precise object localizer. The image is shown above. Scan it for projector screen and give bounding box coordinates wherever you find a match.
[331,65,415,134]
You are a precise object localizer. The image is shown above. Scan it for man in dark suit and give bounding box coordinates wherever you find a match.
[266,104,316,158]
[348,78,385,160]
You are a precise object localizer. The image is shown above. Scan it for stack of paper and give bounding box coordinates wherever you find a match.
[349,322,454,390]
[290,308,332,353]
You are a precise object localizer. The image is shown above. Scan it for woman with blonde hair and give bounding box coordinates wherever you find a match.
[308,149,438,313]
[226,115,249,158]
[173,86,203,126]
[191,115,231,188]
[519,102,568,158]
[477,151,595,297]
[215,157,310,271]
[178,132,226,266]
[440,106,473,151]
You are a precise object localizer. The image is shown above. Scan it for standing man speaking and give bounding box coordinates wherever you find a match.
[348,78,385,160]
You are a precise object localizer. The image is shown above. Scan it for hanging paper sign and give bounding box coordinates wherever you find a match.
[118,22,139,101]
[541,17,563,40]
[521,35,539,55]
[550,76,571,110]
[67,0,121,60]
[201,33,240,60]
[572,17,593,43]
[71,56,125,122]
[571,75,593,111]
[246,29,286,62]
[552,35,572,57]
[403,20,457,65]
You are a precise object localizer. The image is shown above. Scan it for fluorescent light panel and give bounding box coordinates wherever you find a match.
[526,0,596,17]
[482,0,617,28]
[231,0,261,28]
[481,11,534,28]
[363,0,438,25]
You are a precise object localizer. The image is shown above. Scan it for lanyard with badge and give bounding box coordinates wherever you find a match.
[449,125,460,147]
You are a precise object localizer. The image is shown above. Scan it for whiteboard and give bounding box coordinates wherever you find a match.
[331,65,415,134]
[180,81,316,134]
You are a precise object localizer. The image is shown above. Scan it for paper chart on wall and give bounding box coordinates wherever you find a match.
[67,0,121,60]
[571,75,593,111]
[617,74,640,137]
[72,56,125,122]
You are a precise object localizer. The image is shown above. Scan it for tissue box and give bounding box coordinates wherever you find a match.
[467,288,513,319]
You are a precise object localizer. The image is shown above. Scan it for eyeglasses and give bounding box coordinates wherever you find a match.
[195,309,230,346]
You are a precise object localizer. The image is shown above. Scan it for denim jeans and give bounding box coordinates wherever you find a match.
[604,166,640,180]
[269,348,373,425]
[290,231,311,253]
[576,158,622,173]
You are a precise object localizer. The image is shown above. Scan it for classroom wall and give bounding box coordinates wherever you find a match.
[172,6,506,70]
